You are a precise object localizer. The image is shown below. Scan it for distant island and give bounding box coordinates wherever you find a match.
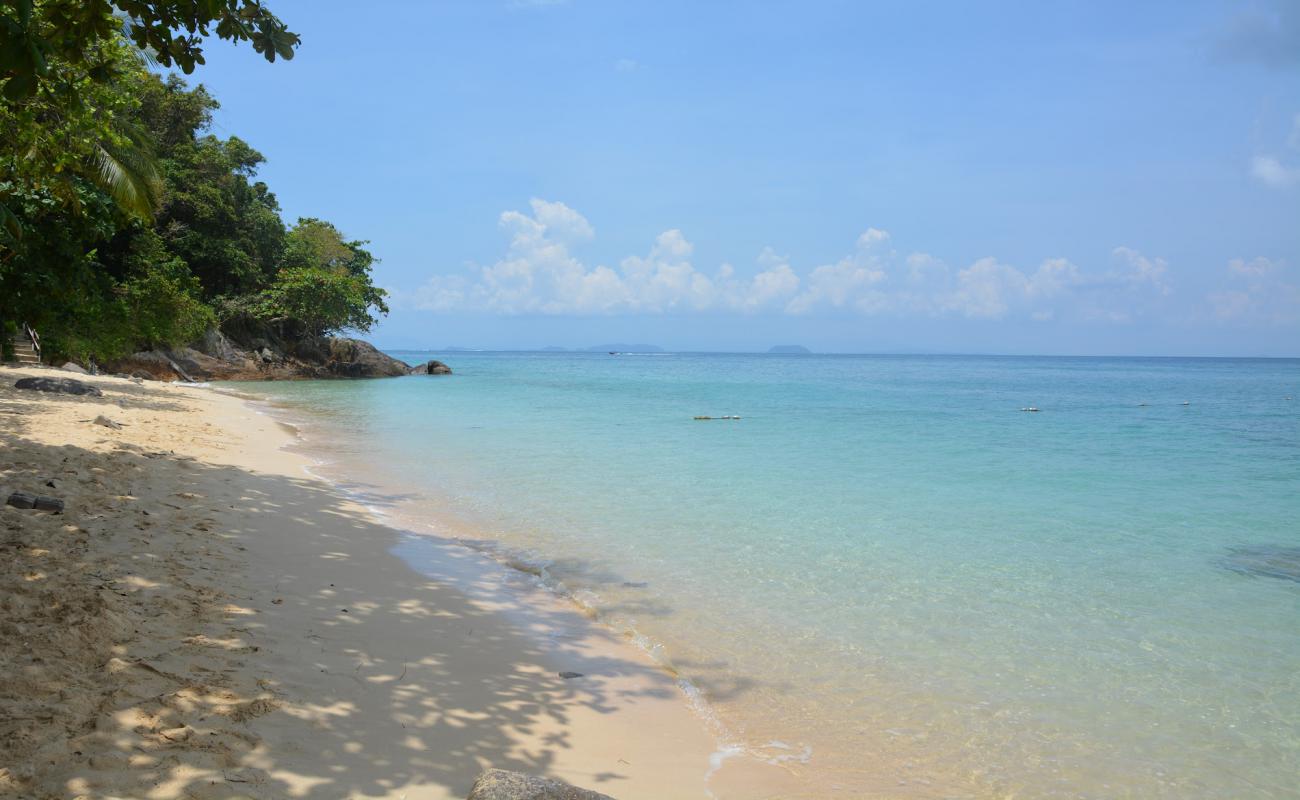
[769,345,812,354]
[538,346,569,352]
[585,344,665,353]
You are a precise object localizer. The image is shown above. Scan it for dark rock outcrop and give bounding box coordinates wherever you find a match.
[410,359,452,375]
[105,351,197,382]
[104,326,417,382]
[466,770,614,800]
[322,338,411,378]
[14,377,103,397]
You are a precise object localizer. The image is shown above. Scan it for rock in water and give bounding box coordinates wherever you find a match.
[410,359,453,375]
[466,769,615,800]
[14,377,103,397]
[1221,545,1300,583]
[324,338,411,378]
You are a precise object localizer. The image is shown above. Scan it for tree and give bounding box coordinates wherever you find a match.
[0,0,298,102]
[253,218,389,337]
[0,34,160,239]
[136,75,286,298]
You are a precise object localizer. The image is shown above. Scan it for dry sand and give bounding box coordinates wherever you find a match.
[0,366,797,800]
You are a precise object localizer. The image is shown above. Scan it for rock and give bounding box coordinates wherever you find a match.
[6,491,36,509]
[466,769,615,800]
[104,351,195,382]
[5,492,62,512]
[1222,545,1300,583]
[324,338,411,378]
[93,415,123,430]
[410,359,453,375]
[33,496,64,513]
[60,362,88,374]
[259,347,274,363]
[14,376,103,397]
[195,326,242,361]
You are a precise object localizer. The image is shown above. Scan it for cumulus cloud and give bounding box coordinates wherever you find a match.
[1209,257,1300,324]
[405,200,799,315]
[786,229,890,314]
[398,199,1182,323]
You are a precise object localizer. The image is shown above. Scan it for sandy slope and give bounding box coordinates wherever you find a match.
[0,366,795,800]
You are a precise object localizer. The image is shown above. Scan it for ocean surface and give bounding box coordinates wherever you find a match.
[236,353,1300,798]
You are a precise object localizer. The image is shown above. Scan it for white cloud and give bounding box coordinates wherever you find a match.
[1251,155,1300,188]
[786,230,889,314]
[1209,257,1299,323]
[1111,246,1170,294]
[397,200,1184,324]
[403,200,800,315]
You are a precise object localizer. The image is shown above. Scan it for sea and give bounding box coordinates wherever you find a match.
[233,352,1300,798]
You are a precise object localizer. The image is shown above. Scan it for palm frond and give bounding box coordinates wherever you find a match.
[93,134,161,219]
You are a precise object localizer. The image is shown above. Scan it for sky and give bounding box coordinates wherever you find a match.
[188,0,1300,356]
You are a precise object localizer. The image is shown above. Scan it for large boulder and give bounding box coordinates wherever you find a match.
[410,359,453,375]
[194,327,243,362]
[104,351,196,382]
[323,338,410,378]
[14,377,103,397]
[466,770,614,800]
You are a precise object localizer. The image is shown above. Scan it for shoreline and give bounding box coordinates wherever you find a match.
[228,388,810,798]
[1,366,796,799]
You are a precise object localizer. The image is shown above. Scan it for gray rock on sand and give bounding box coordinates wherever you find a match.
[6,491,36,509]
[466,769,615,800]
[60,362,88,374]
[410,359,453,375]
[14,376,103,397]
[5,492,64,513]
[93,415,123,430]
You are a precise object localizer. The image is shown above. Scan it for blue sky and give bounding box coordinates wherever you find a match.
[191,0,1299,355]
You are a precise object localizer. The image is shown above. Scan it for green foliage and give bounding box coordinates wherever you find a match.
[1,57,389,364]
[138,75,286,298]
[0,0,298,102]
[0,34,161,226]
[252,218,389,337]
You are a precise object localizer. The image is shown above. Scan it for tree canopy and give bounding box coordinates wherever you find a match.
[0,0,298,101]
[1,24,387,365]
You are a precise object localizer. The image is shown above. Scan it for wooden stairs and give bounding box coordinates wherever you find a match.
[8,324,41,365]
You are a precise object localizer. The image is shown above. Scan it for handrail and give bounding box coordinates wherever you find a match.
[21,322,39,358]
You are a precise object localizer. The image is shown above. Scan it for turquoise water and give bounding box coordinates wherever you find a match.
[241,353,1300,798]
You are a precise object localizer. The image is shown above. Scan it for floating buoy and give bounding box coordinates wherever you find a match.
[1020,407,1040,413]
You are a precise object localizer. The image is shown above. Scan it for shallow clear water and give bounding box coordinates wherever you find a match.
[237,353,1300,798]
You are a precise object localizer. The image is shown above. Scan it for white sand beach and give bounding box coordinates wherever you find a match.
[0,366,796,800]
